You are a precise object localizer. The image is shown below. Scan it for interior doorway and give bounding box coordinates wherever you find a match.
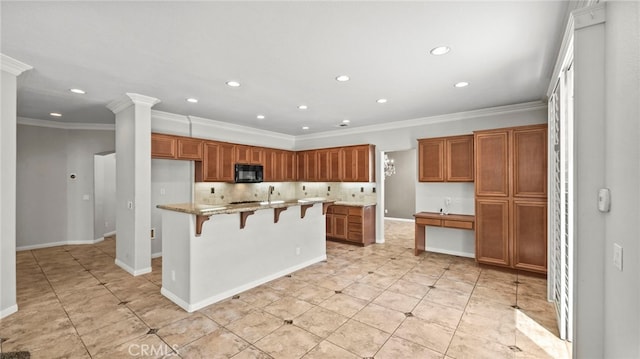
[383,149,416,220]
[93,151,116,242]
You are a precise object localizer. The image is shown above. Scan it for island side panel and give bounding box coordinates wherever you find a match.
[160,210,193,309]
[189,204,326,310]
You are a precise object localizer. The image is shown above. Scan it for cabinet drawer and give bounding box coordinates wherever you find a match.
[443,220,474,230]
[416,218,442,226]
[348,231,363,241]
[348,207,362,216]
[348,223,362,232]
[348,215,362,224]
[332,206,349,215]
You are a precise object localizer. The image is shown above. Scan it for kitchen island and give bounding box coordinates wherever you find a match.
[157,199,332,312]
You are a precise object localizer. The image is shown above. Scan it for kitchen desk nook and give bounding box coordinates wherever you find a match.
[157,198,332,312]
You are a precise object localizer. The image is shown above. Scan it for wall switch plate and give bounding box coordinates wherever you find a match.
[82,194,90,201]
[127,201,133,209]
[160,188,166,196]
[150,228,156,239]
[171,270,176,281]
[613,243,623,271]
[210,187,215,194]
[295,247,301,255]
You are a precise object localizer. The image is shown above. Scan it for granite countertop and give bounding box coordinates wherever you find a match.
[157,198,335,216]
[332,201,377,207]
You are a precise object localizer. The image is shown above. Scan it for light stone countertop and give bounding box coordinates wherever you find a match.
[332,201,377,207]
[157,198,335,216]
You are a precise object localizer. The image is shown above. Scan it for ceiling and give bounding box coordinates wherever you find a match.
[1,1,569,136]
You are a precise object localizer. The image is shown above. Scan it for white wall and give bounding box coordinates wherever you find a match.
[384,149,416,220]
[602,2,640,357]
[16,124,115,249]
[94,152,116,241]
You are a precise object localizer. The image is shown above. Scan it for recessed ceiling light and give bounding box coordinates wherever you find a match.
[454,81,470,88]
[256,114,265,119]
[342,119,350,124]
[302,126,310,130]
[226,81,240,87]
[335,75,350,82]
[298,105,308,110]
[430,46,451,56]
[50,112,62,117]
[69,88,86,94]
[186,98,198,103]
[376,98,388,104]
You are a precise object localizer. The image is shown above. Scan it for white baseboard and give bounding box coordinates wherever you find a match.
[103,231,116,237]
[384,217,415,222]
[162,254,327,313]
[115,258,152,276]
[151,252,162,259]
[17,240,94,251]
[0,304,18,319]
[425,247,474,258]
[94,237,104,243]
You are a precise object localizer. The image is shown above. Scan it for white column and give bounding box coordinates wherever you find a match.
[107,93,160,276]
[0,54,32,318]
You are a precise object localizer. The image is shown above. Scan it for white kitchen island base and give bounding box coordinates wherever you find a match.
[159,202,327,312]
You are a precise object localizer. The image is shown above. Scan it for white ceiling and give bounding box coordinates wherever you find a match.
[1,1,569,136]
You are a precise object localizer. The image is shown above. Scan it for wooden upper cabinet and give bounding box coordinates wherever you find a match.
[474,131,509,196]
[281,151,297,181]
[418,139,445,181]
[177,137,203,160]
[342,145,375,183]
[317,148,341,182]
[418,136,473,182]
[236,145,264,165]
[512,126,547,198]
[151,133,177,159]
[446,136,474,181]
[296,150,317,182]
[263,148,278,182]
[196,141,235,182]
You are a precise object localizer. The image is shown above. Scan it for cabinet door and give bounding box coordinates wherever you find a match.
[235,145,252,164]
[328,148,341,181]
[446,135,474,182]
[418,139,445,182]
[151,133,177,159]
[475,131,509,196]
[305,151,318,181]
[342,145,374,182]
[263,148,278,182]
[332,214,348,240]
[475,198,510,267]
[218,143,235,182]
[513,200,547,273]
[250,147,265,165]
[513,126,547,198]
[201,141,221,181]
[317,149,330,182]
[177,137,203,160]
[282,151,297,181]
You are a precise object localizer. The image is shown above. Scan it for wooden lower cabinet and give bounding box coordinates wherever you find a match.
[475,198,547,274]
[512,200,547,273]
[326,204,375,246]
[475,198,510,267]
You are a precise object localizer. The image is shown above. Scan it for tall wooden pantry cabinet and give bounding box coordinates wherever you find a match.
[474,124,548,274]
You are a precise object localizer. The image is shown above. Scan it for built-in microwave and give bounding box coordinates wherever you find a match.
[234,164,264,183]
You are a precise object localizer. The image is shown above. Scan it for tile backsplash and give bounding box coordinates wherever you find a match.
[194,182,377,205]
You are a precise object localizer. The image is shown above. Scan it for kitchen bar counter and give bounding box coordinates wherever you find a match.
[157,198,330,312]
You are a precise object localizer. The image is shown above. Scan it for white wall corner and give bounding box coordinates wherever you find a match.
[0,54,32,76]
[114,258,152,276]
[107,93,161,114]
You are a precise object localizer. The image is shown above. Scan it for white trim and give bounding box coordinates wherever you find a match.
[115,258,152,276]
[17,117,115,131]
[103,231,116,237]
[16,240,96,251]
[1,54,32,76]
[295,101,547,142]
[188,115,295,145]
[152,110,189,125]
[0,304,18,319]
[384,217,414,223]
[94,237,104,243]
[424,247,474,259]
[163,254,326,312]
[573,3,606,30]
[107,93,160,114]
[151,252,162,259]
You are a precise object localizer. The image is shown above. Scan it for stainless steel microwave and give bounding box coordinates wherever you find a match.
[234,164,263,183]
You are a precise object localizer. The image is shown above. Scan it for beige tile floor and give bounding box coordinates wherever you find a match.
[0,219,571,358]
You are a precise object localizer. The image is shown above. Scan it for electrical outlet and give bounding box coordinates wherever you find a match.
[613,243,623,271]
[210,187,215,194]
[160,188,166,195]
[360,187,364,192]
[296,247,301,255]
[127,201,133,209]
[444,197,452,206]
[150,228,156,239]
[171,270,176,281]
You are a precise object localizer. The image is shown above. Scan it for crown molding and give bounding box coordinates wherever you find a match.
[296,101,548,141]
[151,110,189,124]
[0,54,32,76]
[573,2,605,30]
[188,115,295,143]
[106,93,161,114]
[17,117,115,131]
